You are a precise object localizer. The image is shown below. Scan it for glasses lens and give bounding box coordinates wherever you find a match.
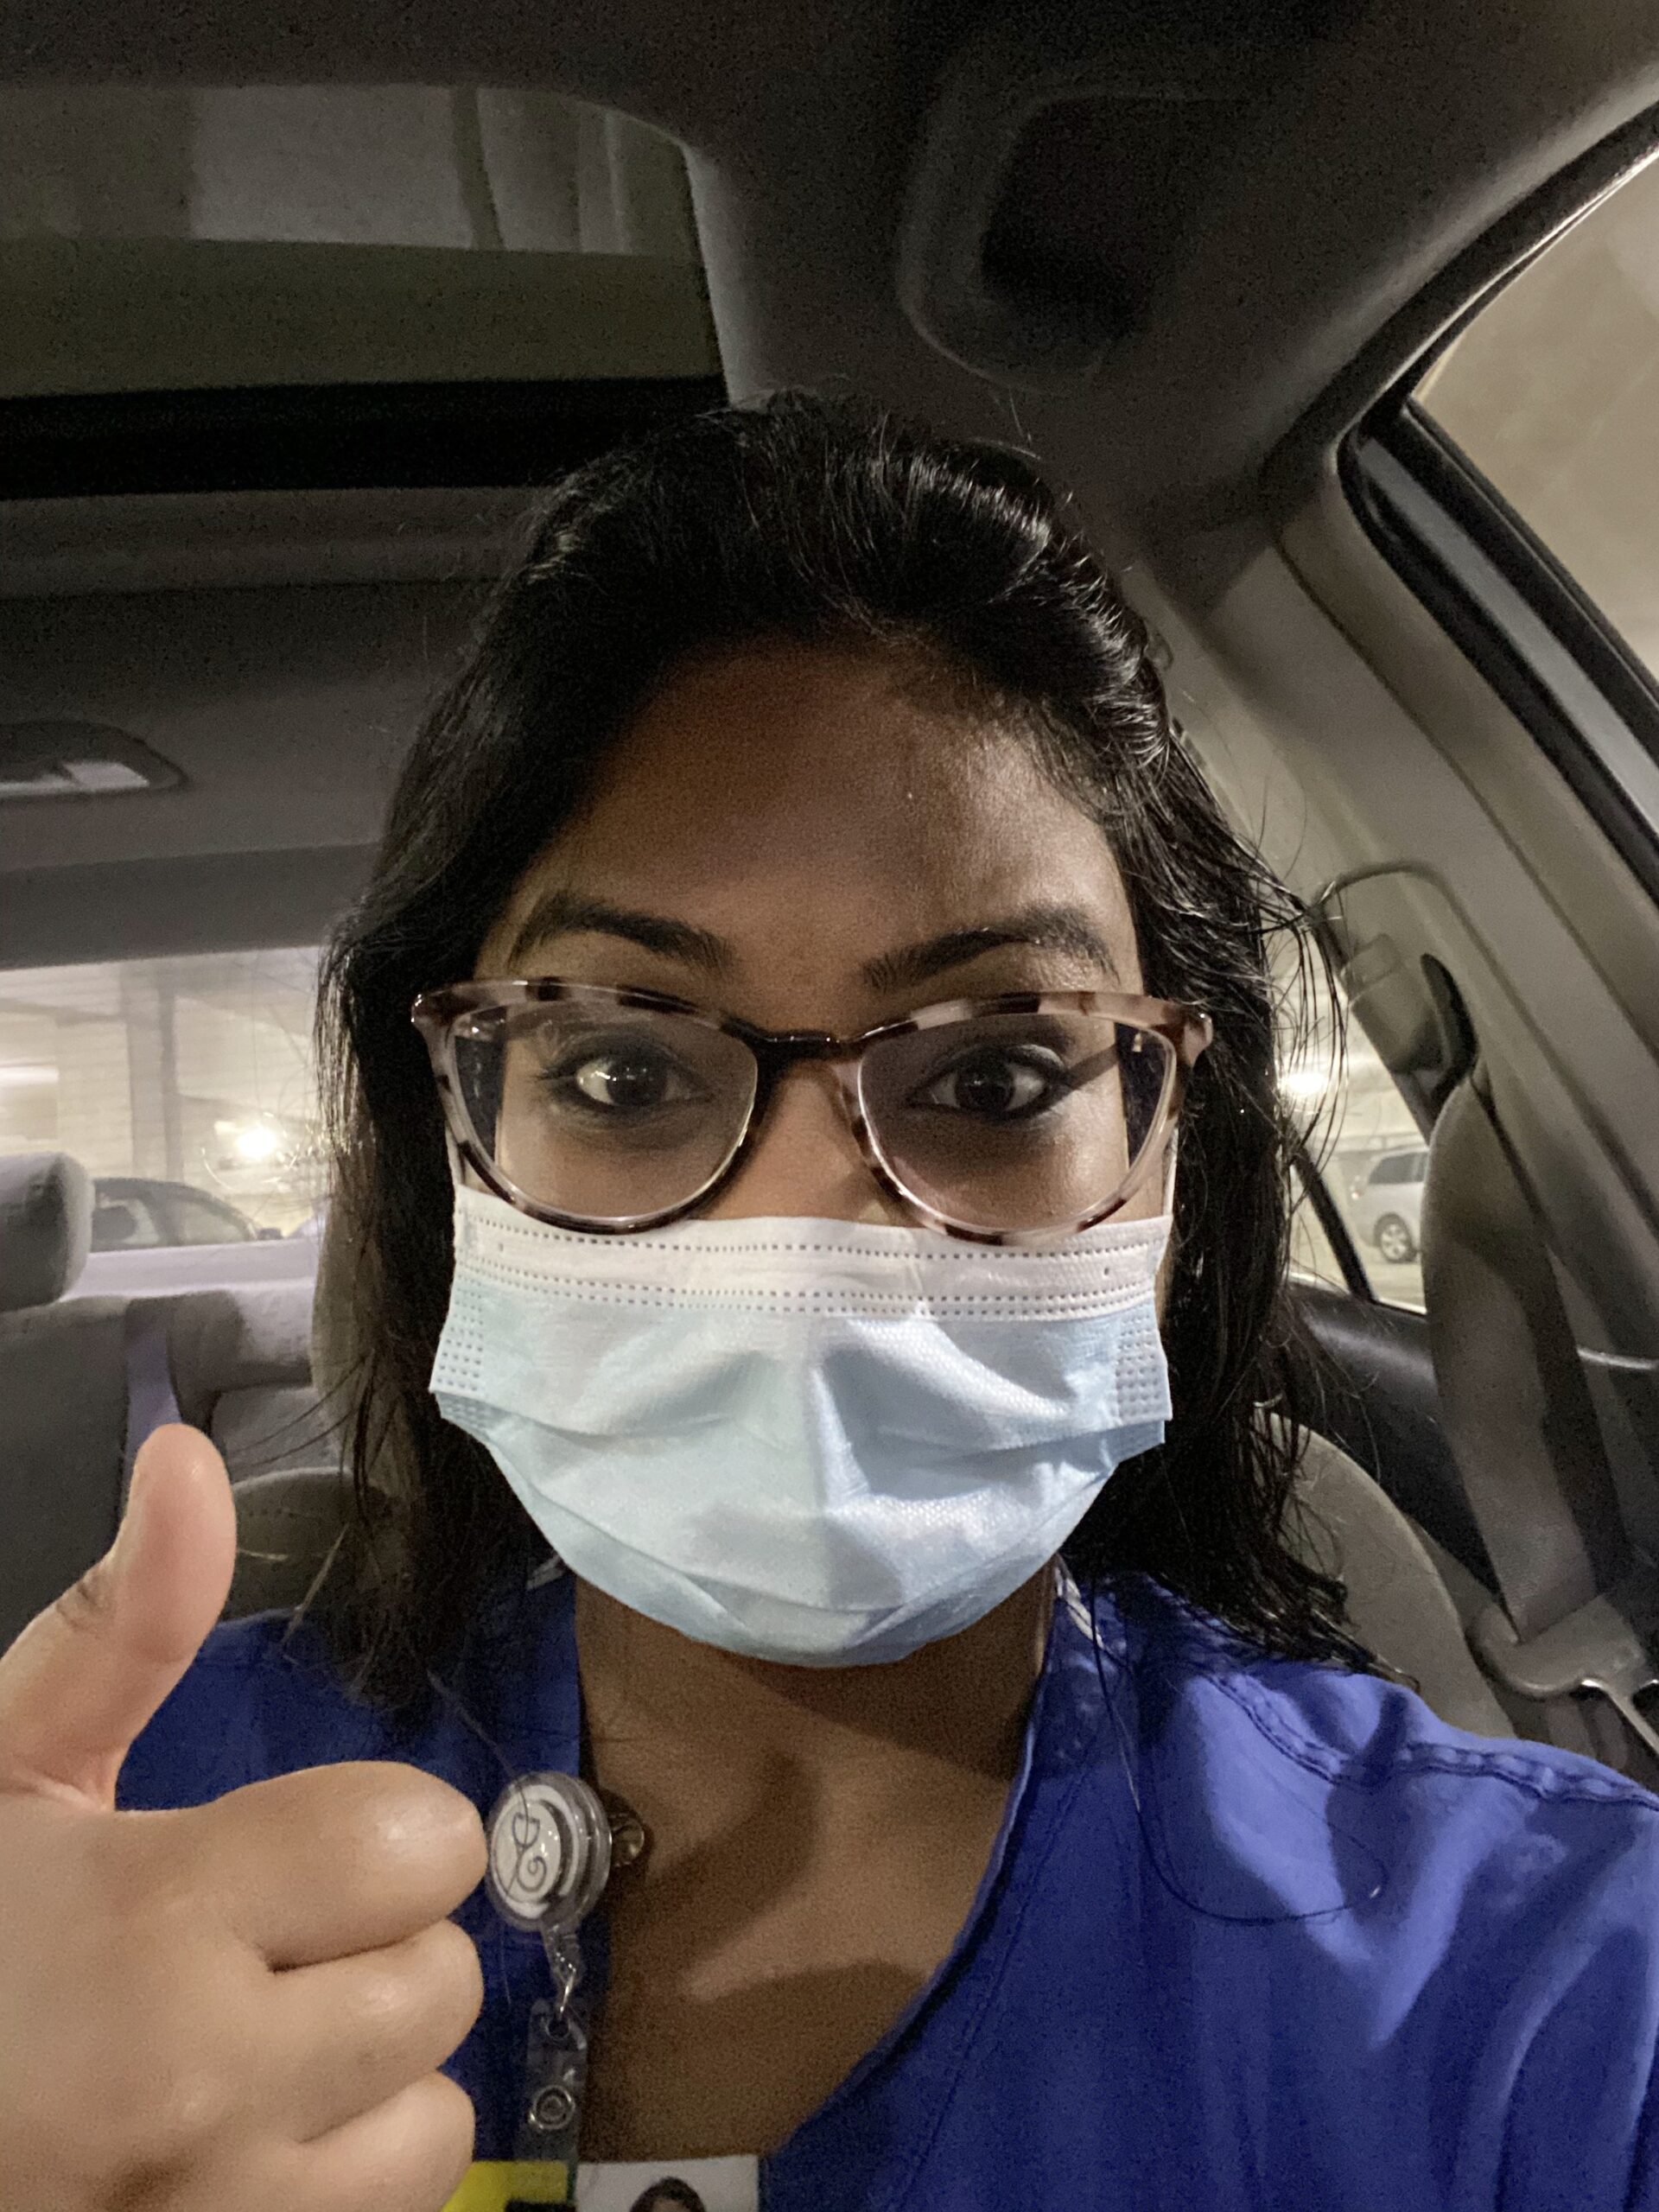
[857,1009,1174,1232]
[452,999,757,1223]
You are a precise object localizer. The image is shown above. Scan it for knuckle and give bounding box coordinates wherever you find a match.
[54,1557,119,1642]
[375,2074,477,2212]
[99,1807,188,1904]
[149,2052,238,2154]
[420,2075,479,2197]
[340,1952,421,2052]
[428,1917,486,2028]
[103,1824,224,1971]
[29,1850,253,2202]
[349,1957,414,2044]
[409,1771,487,1852]
[349,1923,482,2067]
[107,2054,235,2180]
[340,1765,438,1847]
[350,1770,486,1884]
[105,2155,194,2211]
[89,1965,256,2176]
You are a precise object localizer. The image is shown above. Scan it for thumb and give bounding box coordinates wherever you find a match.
[0,1423,237,1807]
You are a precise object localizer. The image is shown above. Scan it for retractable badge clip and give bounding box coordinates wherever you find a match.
[485,1773,646,2189]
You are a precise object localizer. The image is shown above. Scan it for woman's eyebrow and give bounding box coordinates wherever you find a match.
[506,890,733,976]
[861,905,1123,993]
[505,891,1122,990]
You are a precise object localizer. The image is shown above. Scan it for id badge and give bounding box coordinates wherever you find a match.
[576,2155,761,2210]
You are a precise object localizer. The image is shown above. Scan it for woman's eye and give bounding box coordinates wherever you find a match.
[914,1050,1069,1120]
[545,1044,704,1114]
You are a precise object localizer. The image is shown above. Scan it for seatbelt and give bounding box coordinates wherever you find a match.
[120,1303,182,1513]
[1422,1065,1659,1764]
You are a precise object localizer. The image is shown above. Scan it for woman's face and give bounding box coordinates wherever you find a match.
[474,639,1156,1227]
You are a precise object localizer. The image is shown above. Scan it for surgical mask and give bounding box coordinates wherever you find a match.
[430,1182,1172,1666]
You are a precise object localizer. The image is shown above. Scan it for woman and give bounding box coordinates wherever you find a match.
[3,396,1656,2212]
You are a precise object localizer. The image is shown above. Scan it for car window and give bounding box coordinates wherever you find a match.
[0,85,712,398]
[1415,150,1659,685]
[90,1188,166,1249]
[0,85,696,259]
[0,947,324,1243]
[168,1190,258,1245]
[1287,1169,1357,1296]
[1284,976,1428,1313]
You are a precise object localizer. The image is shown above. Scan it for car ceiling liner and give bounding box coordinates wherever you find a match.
[0,721,181,803]
[896,0,1325,391]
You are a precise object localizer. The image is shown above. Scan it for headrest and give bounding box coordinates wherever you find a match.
[0,1152,92,1312]
[154,1281,315,1425]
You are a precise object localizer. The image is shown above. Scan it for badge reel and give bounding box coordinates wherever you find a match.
[485,1772,646,2184]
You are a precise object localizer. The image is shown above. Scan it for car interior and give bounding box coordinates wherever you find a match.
[4,3,1659,1784]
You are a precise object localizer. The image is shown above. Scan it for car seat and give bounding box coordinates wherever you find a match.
[0,1151,351,1649]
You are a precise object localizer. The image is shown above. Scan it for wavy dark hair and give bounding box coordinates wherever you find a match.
[311,391,1374,1713]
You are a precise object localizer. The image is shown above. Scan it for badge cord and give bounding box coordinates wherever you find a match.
[485,1770,648,2199]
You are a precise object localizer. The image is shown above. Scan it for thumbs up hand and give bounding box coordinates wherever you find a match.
[0,1425,486,2211]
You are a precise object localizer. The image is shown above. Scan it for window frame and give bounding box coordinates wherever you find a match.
[91,1185,167,1250]
[1290,1142,1374,1303]
[1338,124,1659,907]
[166,1187,261,1246]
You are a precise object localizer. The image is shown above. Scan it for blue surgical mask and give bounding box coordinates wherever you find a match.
[430,1184,1172,1666]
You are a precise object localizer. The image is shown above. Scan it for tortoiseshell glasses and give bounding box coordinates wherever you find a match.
[411,980,1212,1247]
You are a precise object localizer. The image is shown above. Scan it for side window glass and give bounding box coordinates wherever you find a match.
[1287,1166,1358,1295]
[91,1191,163,1249]
[1416,152,1659,684]
[0,948,323,1242]
[170,1191,257,1245]
[1346,152,1659,882]
[1284,963,1428,1313]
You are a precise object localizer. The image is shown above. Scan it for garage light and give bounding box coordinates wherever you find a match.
[1278,1064,1333,1101]
[230,1120,284,1164]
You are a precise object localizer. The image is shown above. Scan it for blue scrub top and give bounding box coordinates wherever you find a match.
[118,1567,1659,2209]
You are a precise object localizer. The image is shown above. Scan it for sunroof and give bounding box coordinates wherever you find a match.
[1,378,728,499]
[0,86,718,398]
[0,85,700,257]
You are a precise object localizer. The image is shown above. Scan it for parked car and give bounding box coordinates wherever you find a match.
[90,1175,271,1251]
[1346,1149,1429,1263]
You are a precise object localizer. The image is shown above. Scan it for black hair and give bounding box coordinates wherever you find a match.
[627,2182,709,2212]
[314,391,1374,1713]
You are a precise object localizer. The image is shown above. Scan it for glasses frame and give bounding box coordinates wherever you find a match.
[411,978,1213,1247]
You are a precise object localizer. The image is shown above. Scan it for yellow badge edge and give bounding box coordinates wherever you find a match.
[443,2157,573,2209]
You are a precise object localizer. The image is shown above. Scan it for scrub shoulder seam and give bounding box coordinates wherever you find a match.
[1211,1667,1659,1815]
